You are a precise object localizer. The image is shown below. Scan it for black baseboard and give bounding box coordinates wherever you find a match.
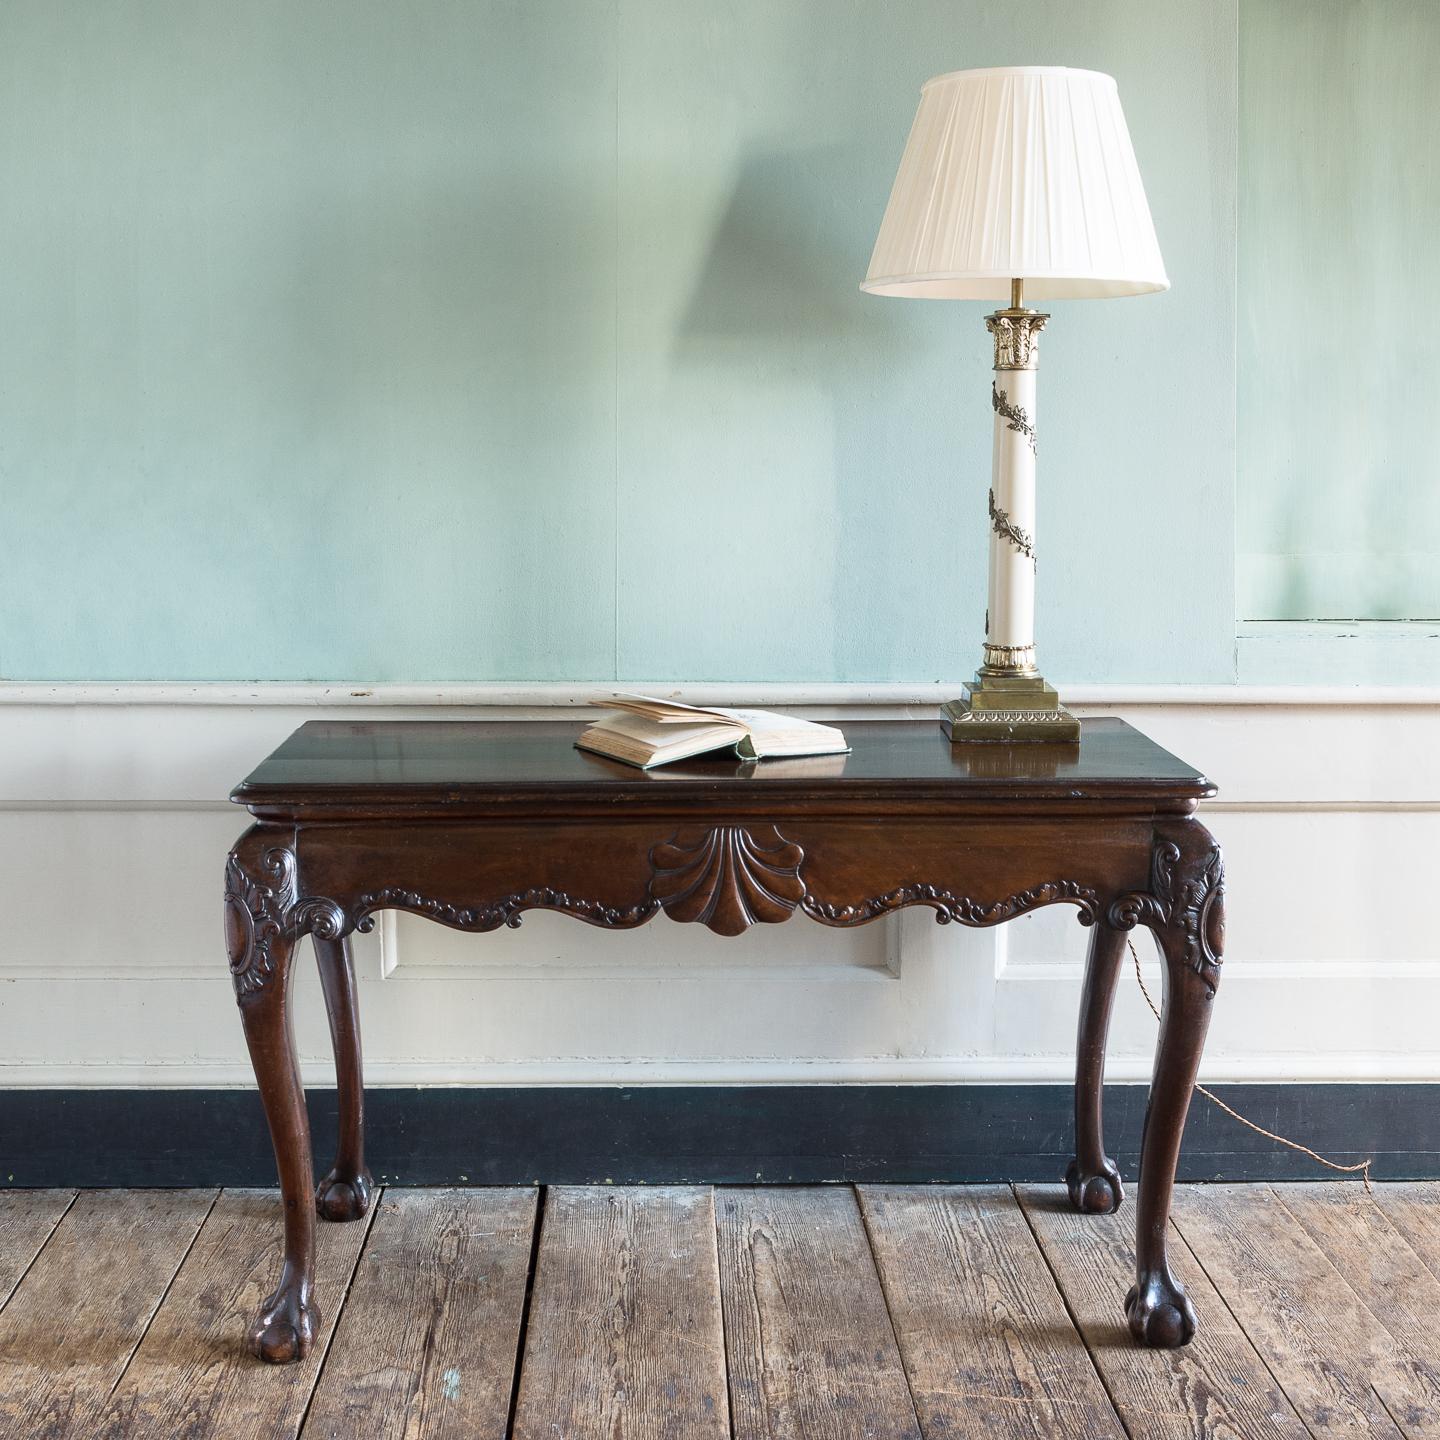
[0,1084,1432,1188]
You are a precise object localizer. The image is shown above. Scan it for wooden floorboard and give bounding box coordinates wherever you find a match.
[1016,1183,1311,1440]
[860,1184,1125,1439]
[718,1186,921,1440]
[0,1191,75,1311]
[510,1185,729,1440]
[1272,1184,1440,1438]
[6,1182,1438,1439]
[1171,1183,1410,1438]
[302,1188,537,1440]
[0,1189,216,1440]
[95,1188,375,1440]
[1373,1184,1440,1287]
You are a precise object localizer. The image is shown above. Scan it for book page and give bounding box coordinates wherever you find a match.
[576,712,743,768]
[588,693,744,727]
[709,707,844,740]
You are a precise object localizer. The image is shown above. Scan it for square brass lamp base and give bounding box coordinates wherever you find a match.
[940,672,1081,744]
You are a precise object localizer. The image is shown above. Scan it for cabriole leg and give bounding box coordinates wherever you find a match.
[1127,925,1213,1346]
[1067,920,1126,1214]
[226,840,319,1364]
[1115,824,1225,1348]
[239,961,318,1362]
[313,933,373,1222]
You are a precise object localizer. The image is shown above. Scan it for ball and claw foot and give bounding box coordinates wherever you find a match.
[249,1285,318,1364]
[1126,1269,1198,1348]
[316,1167,373,1223]
[1066,1156,1124,1214]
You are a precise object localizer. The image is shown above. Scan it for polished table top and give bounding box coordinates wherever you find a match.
[234,717,1213,814]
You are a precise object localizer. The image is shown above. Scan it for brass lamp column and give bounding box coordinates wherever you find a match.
[861,67,1170,743]
[940,278,1079,742]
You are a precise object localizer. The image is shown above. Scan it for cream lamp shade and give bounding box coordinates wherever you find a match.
[862,66,1168,300]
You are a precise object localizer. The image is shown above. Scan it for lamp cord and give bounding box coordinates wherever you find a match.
[1126,939,1373,1192]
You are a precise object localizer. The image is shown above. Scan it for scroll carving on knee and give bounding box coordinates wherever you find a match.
[224,847,300,1001]
[225,845,354,997]
[1108,831,1225,997]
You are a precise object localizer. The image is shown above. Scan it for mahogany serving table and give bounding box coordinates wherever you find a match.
[224,718,1224,1363]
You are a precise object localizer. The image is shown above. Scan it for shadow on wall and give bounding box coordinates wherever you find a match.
[673,144,979,680]
[677,145,898,358]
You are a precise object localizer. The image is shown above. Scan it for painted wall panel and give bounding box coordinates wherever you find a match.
[0,0,620,680]
[1238,0,1440,619]
[0,1,1236,683]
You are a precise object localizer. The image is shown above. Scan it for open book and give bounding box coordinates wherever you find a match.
[575,694,849,769]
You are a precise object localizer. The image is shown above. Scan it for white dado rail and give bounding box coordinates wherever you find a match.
[0,682,1436,1088]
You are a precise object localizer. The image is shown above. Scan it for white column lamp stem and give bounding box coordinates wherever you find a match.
[939,279,1080,742]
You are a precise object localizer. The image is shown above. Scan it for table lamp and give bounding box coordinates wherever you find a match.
[862,67,1168,742]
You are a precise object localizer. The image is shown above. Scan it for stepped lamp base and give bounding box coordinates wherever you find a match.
[940,671,1081,744]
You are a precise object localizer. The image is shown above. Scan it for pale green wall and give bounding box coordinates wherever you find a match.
[1239,0,1440,621]
[0,1,1236,682]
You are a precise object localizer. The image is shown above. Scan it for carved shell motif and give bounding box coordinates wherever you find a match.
[649,826,806,936]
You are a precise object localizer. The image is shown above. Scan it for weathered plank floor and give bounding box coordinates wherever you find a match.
[0,1183,1435,1439]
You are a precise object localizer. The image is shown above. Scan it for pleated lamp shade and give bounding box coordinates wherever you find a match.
[862,67,1168,301]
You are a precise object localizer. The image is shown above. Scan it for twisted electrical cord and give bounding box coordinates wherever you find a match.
[1127,938,1373,1192]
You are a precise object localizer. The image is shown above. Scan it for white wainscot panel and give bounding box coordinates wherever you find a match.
[0,917,1001,1086]
[1074,701,1440,805]
[368,908,994,1074]
[1003,809,1440,970]
[0,808,242,977]
[385,906,892,980]
[993,807,1440,1079]
[1213,809,1440,967]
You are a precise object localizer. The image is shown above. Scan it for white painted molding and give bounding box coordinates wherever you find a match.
[4,1053,1438,1089]
[2,680,1440,707]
